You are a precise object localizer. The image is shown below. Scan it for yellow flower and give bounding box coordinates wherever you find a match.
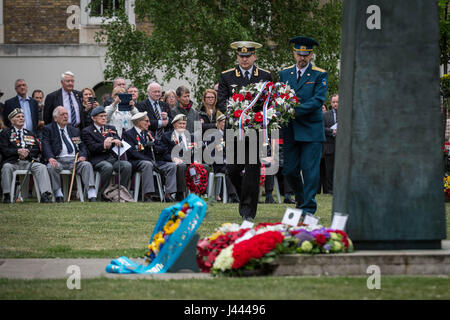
[178,210,186,219]
[209,232,223,241]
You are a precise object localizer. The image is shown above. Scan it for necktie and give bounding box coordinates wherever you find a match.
[297,70,302,82]
[141,131,147,144]
[335,111,338,123]
[154,102,163,138]
[68,93,77,127]
[245,71,250,80]
[61,129,74,154]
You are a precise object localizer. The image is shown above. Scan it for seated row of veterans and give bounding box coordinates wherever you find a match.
[0,106,219,203]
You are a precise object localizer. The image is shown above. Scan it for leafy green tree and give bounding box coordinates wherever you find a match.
[439,0,450,75]
[93,0,343,102]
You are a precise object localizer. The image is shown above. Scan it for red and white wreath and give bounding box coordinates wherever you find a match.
[185,162,209,195]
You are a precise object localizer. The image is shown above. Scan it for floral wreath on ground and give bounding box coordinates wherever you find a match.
[196,222,354,276]
[145,202,191,264]
[226,81,298,135]
[185,162,208,195]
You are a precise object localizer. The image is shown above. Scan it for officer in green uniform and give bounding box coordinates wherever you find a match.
[217,41,272,221]
[280,36,328,215]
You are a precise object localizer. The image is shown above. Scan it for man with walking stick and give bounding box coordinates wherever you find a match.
[41,106,97,202]
[81,106,132,201]
[0,108,52,203]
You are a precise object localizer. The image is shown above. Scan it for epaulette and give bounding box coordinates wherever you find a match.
[221,68,235,74]
[312,66,326,73]
[282,64,295,70]
[258,67,271,74]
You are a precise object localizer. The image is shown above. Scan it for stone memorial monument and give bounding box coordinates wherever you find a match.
[333,0,447,249]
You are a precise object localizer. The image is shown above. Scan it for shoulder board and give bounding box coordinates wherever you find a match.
[282,64,296,71]
[312,66,326,73]
[257,67,271,74]
[221,68,235,74]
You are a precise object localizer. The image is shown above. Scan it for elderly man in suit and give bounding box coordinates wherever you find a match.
[323,94,338,194]
[42,106,97,202]
[123,112,177,202]
[81,106,132,200]
[280,36,328,215]
[3,79,39,134]
[136,82,172,140]
[43,71,85,129]
[0,108,52,203]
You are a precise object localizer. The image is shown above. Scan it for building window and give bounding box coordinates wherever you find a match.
[81,0,135,26]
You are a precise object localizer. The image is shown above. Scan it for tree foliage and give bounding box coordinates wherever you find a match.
[439,0,450,74]
[93,0,343,102]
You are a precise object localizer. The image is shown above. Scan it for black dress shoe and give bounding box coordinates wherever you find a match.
[284,196,296,204]
[88,197,97,202]
[164,194,176,202]
[3,194,11,203]
[55,196,64,203]
[265,195,275,204]
[41,192,51,203]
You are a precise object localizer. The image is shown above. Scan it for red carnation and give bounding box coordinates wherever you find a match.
[233,109,243,118]
[254,112,264,123]
[245,92,253,101]
[232,93,245,102]
[315,234,327,246]
[292,96,299,103]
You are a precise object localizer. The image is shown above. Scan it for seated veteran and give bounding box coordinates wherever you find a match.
[0,108,52,203]
[41,106,97,202]
[81,106,132,200]
[156,114,207,201]
[123,111,177,202]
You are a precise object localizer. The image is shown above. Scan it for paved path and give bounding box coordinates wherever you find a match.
[1,241,449,280]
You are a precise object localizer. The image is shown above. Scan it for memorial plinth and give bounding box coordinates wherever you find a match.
[334,0,447,249]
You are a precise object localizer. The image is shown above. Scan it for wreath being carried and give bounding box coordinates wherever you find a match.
[185,162,208,195]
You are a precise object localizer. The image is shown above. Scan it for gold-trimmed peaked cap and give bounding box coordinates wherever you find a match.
[289,36,319,56]
[230,41,262,56]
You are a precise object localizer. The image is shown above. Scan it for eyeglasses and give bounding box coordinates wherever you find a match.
[142,120,150,123]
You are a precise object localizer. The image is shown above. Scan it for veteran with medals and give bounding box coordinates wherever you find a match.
[0,108,53,203]
[218,41,272,222]
[280,36,328,215]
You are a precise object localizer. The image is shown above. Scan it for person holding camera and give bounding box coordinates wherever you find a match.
[123,112,177,202]
[105,86,138,137]
[81,88,100,128]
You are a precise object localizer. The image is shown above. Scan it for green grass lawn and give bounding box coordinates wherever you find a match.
[0,195,449,300]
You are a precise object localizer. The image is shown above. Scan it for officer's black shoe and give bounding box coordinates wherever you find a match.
[265,195,275,204]
[3,194,11,203]
[41,192,51,203]
[55,196,64,203]
[88,197,97,202]
[284,195,296,204]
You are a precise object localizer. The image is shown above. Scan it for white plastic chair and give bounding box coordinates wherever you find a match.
[59,170,85,202]
[132,171,165,202]
[10,170,42,203]
[207,172,227,203]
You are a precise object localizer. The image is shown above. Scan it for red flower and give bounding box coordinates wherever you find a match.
[292,96,299,103]
[233,109,243,118]
[232,93,245,102]
[315,234,327,246]
[245,92,253,101]
[280,93,290,100]
[254,112,264,123]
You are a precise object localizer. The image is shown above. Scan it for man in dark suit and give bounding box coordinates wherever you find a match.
[42,106,97,202]
[323,94,338,194]
[0,108,52,203]
[81,106,132,200]
[217,41,272,221]
[136,82,172,140]
[280,36,328,215]
[123,111,177,202]
[217,41,272,113]
[43,71,85,129]
[3,79,39,134]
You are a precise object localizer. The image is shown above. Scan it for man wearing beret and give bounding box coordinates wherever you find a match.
[123,111,177,202]
[0,108,52,203]
[280,36,328,215]
[81,106,132,200]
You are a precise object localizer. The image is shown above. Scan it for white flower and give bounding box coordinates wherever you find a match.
[213,245,234,271]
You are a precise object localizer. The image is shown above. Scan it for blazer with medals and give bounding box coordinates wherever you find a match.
[217,65,272,113]
[0,127,40,164]
[279,63,328,142]
[41,122,87,162]
[43,88,85,128]
[81,124,121,166]
[3,96,39,132]
[123,127,158,165]
[155,129,195,164]
[136,99,173,135]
